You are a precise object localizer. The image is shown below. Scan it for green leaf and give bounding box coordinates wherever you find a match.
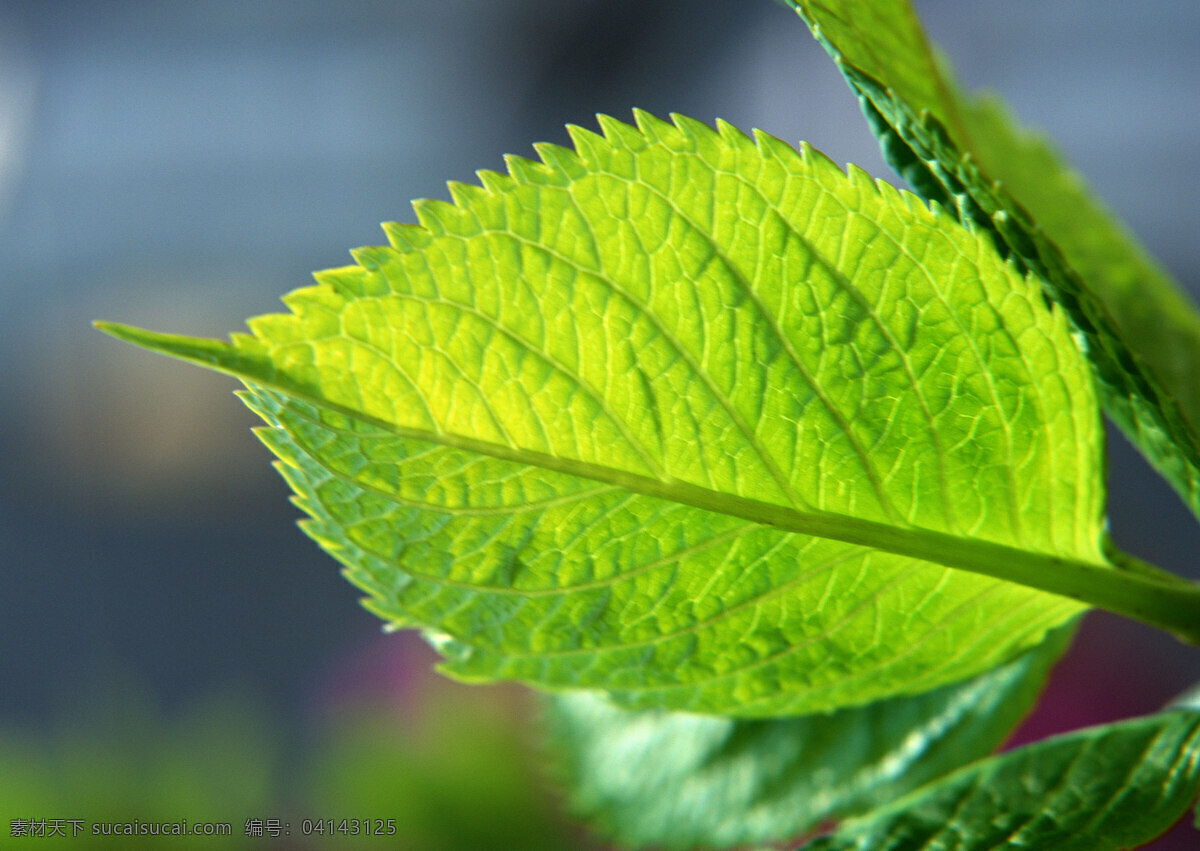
[803,706,1200,851]
[783,0,1200,521]
[98,111,1122,715]
[307,687,577,850]
[545,624,1072,849]
[0,682,276,849]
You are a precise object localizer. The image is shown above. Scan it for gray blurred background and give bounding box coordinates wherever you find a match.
[1,0,1198,842]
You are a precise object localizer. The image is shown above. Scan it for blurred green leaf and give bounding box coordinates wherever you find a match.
[306,684,579,850]
[546,624,1072,849]
[0,685,276,849]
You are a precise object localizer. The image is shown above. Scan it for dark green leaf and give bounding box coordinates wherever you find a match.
[804,708,1200,850]
[546,626,1072,849]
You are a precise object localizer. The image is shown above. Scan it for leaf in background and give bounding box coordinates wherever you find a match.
[98,111,1109,716]
[1171,683,1200,833]
[803,706,1200,851]
[0,683,276,850]
[545,624,1072,849]
[783,0,1200,521]
[308,685,580,850]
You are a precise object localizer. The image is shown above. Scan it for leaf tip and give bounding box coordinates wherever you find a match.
[93,319,142,344]
[91,320,262,382]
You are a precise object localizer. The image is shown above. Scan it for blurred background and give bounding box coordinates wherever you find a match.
[1,0,1198,847]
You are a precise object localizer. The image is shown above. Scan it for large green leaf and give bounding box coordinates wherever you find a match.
[803,705,1200,850]
[545,625,1072,849]
[99,111,1120,715]
[783,0,1200,521]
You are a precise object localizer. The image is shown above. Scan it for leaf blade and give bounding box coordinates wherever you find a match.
[97,113,1114,714]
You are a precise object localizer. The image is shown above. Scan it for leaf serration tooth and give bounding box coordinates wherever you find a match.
[666,112,713,148]
[533,141,583,179]
[447,180,489,208]
[504,153,550,185]
[412,197,461,236]
[475,169,508,195]
[381,221,428,251]
[565,123,608,166]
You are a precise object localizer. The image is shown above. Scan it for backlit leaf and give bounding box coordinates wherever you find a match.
[97,112,1108,715]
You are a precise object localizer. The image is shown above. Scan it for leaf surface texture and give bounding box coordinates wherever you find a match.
[98,112,1105,715]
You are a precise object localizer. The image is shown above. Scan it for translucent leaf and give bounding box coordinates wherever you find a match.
[545,625,1072,849]
[783,0,1200,521]
[97,112,1117,715]
[805,707,1200,851]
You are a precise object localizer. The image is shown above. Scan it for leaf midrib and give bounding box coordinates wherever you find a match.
[260,358,1067,583]
[282,399,1054,704]
[96,315,1200,646]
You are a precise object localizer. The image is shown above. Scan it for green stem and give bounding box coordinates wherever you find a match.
[696,491,1200,647]
[1102,538,1194,586]
[880,528,1200,647]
